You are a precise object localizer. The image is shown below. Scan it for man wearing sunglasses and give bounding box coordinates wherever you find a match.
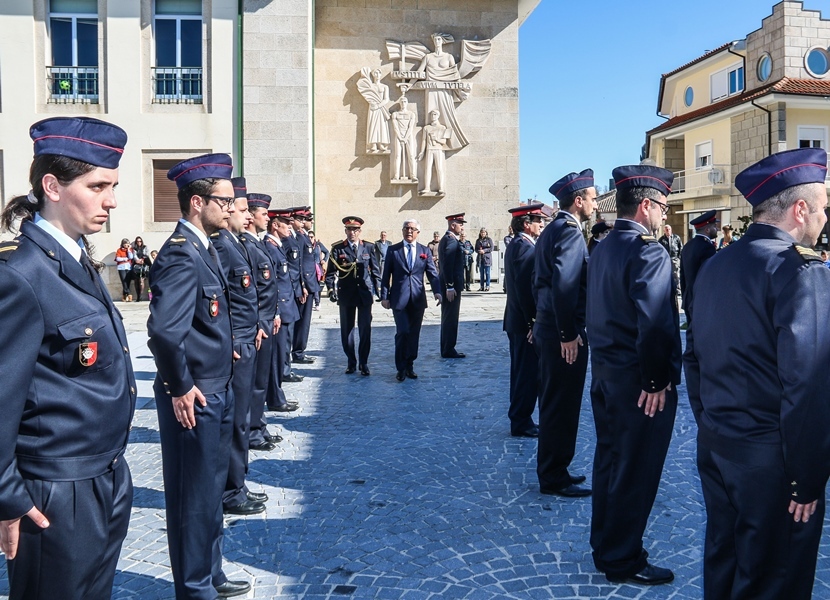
[585,164,680,587]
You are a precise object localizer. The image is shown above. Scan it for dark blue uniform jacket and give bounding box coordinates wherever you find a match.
[240,231,279,323]
[325,240,380,307]
[503,234,536,335]
[264,235,300,324]
[679,233,717,318]
[437,232,465,292]
[212,229,258,339]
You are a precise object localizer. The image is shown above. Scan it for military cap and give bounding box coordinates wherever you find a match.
[445,212,467,224]
[167,153,233,189]
[591,221,612,236]
[30,117,127,169]
[268,208,293,223]
[735,147,828,207]
[690,210,719,229]
[508,202,546,217]
[549,169,594,201]
[231,177,247,198]
[342,216,364,228]
[612,164,673,195]
[247,193,271,210]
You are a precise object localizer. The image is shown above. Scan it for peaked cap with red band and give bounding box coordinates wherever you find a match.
[735,147,827,207]
[549,169,594,202]
[342,216,364,228]
[30,117,127,169]
[167,153,233,189]
[612,164,673,195]
[508,202,546,217]
[690,210,719,229]
[231,177,247,198]
[268,208,293,222]
[445,212,467,223]
[247,193,271,210]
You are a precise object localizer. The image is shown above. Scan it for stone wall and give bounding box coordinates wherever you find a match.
[663,139,685,172]
[242,0,311,208]
[314,0,521,246]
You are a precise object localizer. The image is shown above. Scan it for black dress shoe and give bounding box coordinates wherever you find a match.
[540,483,592,497]
[247,491,268,502]
[441,352,466,358]
[570,474,587,485]
[405,368,418,379]
[248,441,276,452]
[223,499,266,516]
[359,365,371,376]
[511,425,539,438]
[396,371,405,382]
[345,365,356,374]
[294,356,315,364]
[215,580,252,597]
[283,372,304,382]
[606,563,674,586]
[271,403,299,413]
[264,433,283,443]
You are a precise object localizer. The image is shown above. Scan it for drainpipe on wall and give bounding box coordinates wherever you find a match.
[237,0,244,175]
[728,40,772,157]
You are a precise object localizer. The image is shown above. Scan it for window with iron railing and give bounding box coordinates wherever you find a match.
[48,0,98,103]
[153,0,202,104]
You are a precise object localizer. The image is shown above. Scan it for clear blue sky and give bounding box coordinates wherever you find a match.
[518,0,829,202]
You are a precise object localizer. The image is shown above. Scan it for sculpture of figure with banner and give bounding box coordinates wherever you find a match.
[357,67,391,154]
[417,110,450,196]
[391,94,418,184]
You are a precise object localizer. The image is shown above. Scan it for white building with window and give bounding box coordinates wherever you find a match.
[645,0,830,245]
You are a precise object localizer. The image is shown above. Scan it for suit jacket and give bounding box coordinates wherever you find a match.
[586,219,681,392]
[437,231,464,293]
[148,221,233,397]
[679,233,717,318]
[503,234,536,335]
[684,223,830,503]
[0,221,136,520]
[380,241,441,310]
[325,240,380,307]
[240,231,279,323]
[263,235,300,324]
[296,229,321,293]
[533,212,588,341]
[212,229,258,339]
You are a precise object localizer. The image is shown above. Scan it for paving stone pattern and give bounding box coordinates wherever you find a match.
[1,293,828,599]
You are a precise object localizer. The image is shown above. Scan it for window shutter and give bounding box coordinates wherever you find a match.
[153,159,181,222]
[710,70,727,102]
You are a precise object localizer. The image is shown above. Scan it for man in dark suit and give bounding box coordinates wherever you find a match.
[325,216,380,375]
[0,117,136,600]
[148,154,251,598]
[291,207,318,364]
[679,210,718,325]
[212,180,268,517]
[437,213,467,358]
[533,170,596,497]
[380,219,442,381]
[685,148,830,600]
[502,203,545,438]
[586,164,680,586]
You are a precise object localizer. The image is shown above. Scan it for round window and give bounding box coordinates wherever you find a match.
[757,54,772,82]
[806,47,830,77]
[684,86,694,107]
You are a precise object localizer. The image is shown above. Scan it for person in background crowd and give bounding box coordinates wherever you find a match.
[148,250,159,300]
[718,224,735,249]
[0,116,135,600]
[587,164,680,586]
[503,225,515,247]
[587,221,611,255]
[686,148,830,600]
[475,227,493,291]
[821,249,830,268]
[679,210,719,326]
[309,230,327,310]
[658,224,683,306]
[459,232,474,291]
[131,236,151,302]
[427,231,441,272]
[373,230,390,278]
[115,237,134,301]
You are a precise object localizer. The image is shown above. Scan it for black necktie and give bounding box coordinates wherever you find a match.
[208,243,220,266]
[80,252,105,297]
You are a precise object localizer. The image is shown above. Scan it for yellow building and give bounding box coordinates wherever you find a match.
[646,0,830,245]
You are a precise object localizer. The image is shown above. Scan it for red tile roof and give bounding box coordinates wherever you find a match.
[661,43,733,79]
[648,78,830,137]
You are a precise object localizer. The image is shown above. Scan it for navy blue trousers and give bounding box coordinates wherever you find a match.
[223,341,256,508]
[291,297,313,360]
[7,461,132,600]
[156,380,234,600]
[249,320,278,445]
[339,303,372,368]
[506,330,538,434]
[270,322,290,408]
[589,372,676,579]
[392,304,425,372]
[440,293,461,356]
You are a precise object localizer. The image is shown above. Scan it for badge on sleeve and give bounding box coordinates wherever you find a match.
[242,274,251,288]
[282,263,288,273]
[262,269,271,280]
[210,299,219,317]
[79,342,98,367]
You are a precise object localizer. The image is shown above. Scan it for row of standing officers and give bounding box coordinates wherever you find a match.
[502,150,830,597]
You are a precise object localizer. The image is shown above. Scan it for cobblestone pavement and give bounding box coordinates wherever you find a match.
[2,292,829,599]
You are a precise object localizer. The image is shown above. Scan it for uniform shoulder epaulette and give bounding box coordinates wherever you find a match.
[168,237,187,245]
[209,232,220,239]
[565,220,578,228]
[794,244,822,262]
[0,239,20,261]
[333,240,344,247]
[640,234,657,244]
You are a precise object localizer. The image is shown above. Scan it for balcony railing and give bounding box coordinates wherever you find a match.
[47,66,99,104]
[670,165,732,197]
[152,67,203,104]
